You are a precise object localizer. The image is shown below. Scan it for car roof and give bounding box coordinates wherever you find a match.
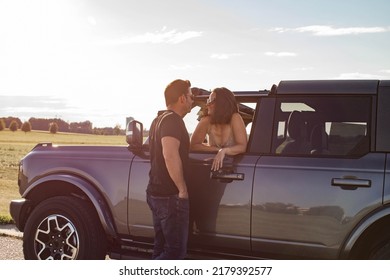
[276,80,382,95]
[192,87,269,102]
[192,80,390,103]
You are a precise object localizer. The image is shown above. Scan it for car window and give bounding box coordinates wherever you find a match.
[272,96,371,157]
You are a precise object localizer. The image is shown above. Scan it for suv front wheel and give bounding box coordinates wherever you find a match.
[23,196,107,260]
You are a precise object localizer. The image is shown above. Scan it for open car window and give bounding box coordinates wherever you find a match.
[184,94,257,137]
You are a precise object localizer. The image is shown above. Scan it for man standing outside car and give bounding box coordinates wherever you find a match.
[147,79,193,259]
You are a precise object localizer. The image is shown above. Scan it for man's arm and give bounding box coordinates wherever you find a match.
[161,136,188,199]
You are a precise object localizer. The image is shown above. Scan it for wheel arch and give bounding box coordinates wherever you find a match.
[23,174,118,241]
[340,206,390,259]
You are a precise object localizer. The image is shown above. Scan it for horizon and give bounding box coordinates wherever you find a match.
[0,115,116,130]
[1,0,390,129]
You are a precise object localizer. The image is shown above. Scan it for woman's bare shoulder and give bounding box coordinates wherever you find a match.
[231,112,244,122]
[199,115,212,125]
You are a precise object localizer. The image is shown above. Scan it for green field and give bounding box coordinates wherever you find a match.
[0,129,126,222]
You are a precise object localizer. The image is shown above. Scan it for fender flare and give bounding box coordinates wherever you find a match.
[25,174,118,240]
[340,207,390,259]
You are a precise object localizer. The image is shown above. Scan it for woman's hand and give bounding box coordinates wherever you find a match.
[212,148,228,171]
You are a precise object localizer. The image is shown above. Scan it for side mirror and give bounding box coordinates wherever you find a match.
[126,120,143,148]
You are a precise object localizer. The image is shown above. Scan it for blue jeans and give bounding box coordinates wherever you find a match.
[147,194,189,260]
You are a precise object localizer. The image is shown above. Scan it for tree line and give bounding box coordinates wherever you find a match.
[0,117,124,135]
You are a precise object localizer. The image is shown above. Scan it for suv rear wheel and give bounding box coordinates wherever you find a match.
[369,239,390,259]
[23,196,107,260]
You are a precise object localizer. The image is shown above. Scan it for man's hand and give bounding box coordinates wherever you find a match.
[178,191,189,199]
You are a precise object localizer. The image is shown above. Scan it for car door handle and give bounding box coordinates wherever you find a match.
[331,177,371,190]
[210,170,245,182]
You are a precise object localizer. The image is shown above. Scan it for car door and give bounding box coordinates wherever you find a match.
[187,152,257,255]
[126,146,258,256]
[250,94,386,259]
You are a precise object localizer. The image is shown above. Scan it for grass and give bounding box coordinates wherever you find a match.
[0,129,126,223]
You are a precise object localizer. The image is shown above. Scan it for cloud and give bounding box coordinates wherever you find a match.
[293,67,314,71]
[87,16,97,26]
[210,53,242,60]
[270,25,389,36]
[168,64,203,70]
[1,96,69,108]
[265,52,297,57]
[336,72,384,79]
[111,28,203,45]
[0,96,73,118]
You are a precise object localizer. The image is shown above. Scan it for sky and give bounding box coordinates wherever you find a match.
[1,0,390,129]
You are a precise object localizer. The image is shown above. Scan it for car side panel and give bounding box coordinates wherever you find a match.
[251,153,385,259]
[127,155,154,238]
[384,154,390,204]
[19,145,133,236]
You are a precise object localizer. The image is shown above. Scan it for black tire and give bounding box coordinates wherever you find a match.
[23,196,107,260]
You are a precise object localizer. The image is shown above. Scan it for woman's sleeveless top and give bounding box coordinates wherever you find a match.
[207,124,235,148]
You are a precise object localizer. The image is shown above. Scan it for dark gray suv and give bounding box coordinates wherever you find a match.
[10,80,390,259]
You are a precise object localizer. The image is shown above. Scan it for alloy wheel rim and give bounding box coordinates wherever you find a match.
[34,214,79,260]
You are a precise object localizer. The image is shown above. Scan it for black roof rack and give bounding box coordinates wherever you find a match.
[277,80,380,95]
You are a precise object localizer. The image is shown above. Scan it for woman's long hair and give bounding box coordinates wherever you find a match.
[209,87,238,125]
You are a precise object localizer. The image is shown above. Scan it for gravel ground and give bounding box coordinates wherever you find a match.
[0,225,141,260]
[0,235,112,260]
[0,235,24,260]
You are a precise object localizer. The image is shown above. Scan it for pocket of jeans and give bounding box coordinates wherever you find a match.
[177,196,190,212]
[151,196,170,219]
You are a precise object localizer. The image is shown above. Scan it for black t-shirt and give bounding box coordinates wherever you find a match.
[147,110,190,196]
